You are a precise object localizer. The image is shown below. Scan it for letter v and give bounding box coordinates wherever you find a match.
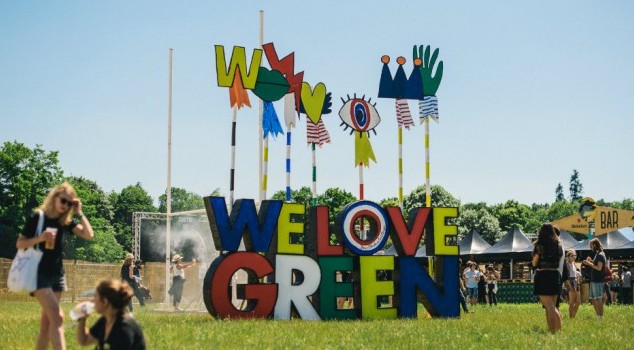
[386,207,430,256]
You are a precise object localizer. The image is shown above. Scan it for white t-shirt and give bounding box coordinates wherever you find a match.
[464,269,480,289]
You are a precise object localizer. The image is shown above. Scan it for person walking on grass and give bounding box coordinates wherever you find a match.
[582,238,607,320]
[531,223,563,334]
[16,182,94,350]
[75,278,146,349]
[564,250,581,318]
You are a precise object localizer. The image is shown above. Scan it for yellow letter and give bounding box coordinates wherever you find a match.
[359,256,396,320]
[215,45,263,89]
[432,207,459,256]
[277,203,305,255]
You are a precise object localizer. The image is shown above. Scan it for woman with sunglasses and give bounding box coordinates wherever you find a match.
[564,250,581,318]
[16,182,94,350]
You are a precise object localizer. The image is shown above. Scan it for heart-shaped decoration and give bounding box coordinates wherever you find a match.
[301,82,327,125]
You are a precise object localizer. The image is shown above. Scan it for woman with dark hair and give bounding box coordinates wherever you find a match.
[16,182,94,350]
[531,223,563,333]
[582,238,607,319]
[75,278,146,349]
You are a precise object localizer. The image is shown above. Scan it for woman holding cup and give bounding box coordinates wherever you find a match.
[16,182,94,350]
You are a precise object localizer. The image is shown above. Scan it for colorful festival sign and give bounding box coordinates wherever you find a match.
[209,42,458,321]
[202,197,460,320]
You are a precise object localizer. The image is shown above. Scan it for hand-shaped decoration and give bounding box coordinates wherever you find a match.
[413,45,443,123]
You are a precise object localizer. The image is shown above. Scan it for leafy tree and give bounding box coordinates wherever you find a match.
[458,208,503,245]
[555,183,565,202]
[271,186,314,207]
[0,142,63,258]
[64,176,123,262]
[607,198,634,211]
[403,185,460,217]
[491,200,532,233]
[379,197,399,208]
[462,202,491,213]
[109,183,157,252]
[317,187,358,222]
[569,169,583,200]
[158,187,204,213]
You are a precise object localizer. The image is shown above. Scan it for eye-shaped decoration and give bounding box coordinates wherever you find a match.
[339,94,381,136]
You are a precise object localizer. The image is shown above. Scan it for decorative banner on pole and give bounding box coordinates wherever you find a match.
[214,45,263,205]
[300,82,332,204]
[413,45,443,208]
[378,54,424,207]
[339,94,381,200]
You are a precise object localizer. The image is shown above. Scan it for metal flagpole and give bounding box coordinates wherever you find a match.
[257,10,264,205]
[165,48,173,304]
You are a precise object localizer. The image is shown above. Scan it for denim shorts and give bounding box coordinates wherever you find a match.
[589,282,604,300]
[467,287,478,298]
[36,273,67,293]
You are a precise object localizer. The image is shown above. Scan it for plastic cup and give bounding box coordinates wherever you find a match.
[45,227,57,250]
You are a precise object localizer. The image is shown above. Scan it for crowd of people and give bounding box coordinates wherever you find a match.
[459,260,500,312]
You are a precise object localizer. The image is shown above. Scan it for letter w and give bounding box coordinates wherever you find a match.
[215,45,263,89]
[204,197,282,252]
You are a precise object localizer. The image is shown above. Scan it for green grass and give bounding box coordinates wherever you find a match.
[1,302,633,349]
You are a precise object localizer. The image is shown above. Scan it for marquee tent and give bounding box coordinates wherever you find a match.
[476,227,534,261]
[569,229,631,259]
[384,245,427,257]
[558,230,580,249]
[458,228,492,256]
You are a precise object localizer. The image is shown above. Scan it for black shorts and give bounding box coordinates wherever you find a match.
[534,270,561,296]
[35,273,67,293]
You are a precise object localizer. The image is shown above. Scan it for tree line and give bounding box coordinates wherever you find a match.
[1,141,632,262]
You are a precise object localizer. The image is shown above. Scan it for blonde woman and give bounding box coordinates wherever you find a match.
[16,182,94,350]
[564,250,581,318]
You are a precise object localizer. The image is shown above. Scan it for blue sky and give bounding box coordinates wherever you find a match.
[1,1,632,206]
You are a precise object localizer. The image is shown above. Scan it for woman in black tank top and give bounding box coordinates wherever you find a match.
[531,223,563,334]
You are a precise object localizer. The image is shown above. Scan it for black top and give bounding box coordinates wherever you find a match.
[21,211,77,276]
[90,315,146,350]
[121,264,133,284]
[533,244,563,269]
[591,252,607,283]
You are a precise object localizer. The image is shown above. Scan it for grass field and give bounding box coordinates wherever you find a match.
[1,302,632,349]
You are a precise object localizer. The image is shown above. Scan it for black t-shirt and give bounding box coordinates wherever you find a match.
[591,252,607,283]
[90,315,146,350]
[21,211,77,276]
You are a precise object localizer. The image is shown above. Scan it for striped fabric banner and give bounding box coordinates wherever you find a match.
[419,96,439,123]
[306,119,331,146]
[395,99,414,129]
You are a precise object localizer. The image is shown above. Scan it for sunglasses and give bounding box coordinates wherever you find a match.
[59,197,74,207]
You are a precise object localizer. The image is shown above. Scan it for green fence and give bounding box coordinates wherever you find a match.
[496,282,536,303]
